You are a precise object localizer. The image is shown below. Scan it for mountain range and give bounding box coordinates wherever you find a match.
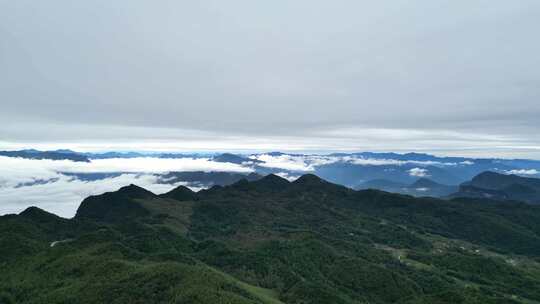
[2,150,539,188]
[0,149,90,162]
[2,174,540,303]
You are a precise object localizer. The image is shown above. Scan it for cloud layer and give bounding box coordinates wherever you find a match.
[0,156,251,218]
[1,153,456,217]
[250,154,474,172]
[0,156,251,187]
[0,174,187,218]
[506,169,540,175]
[408,168,430,178]
[2,151,540,217]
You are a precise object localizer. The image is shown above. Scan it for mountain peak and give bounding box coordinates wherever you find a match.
[227,174,291,192]
[246,172,264,181]
[117,184,156,198]
[212,153,254,164]
[260,173,289,183]
[293,174,325,185]
[291,174,352,195]
[251,174,290,190]
[75,185,154,221]
[469,171,520,190]
[474,171,504,179]
[411,178,441,188]
[19,206,62,222]
[161,185,196,201]
[19,206,44,215]
[54,149,77,154]
[231,178,250,188]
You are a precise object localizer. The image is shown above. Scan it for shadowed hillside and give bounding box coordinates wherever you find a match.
[450,171,540,204]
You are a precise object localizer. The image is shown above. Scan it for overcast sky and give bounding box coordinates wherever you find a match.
[1,1,540,157]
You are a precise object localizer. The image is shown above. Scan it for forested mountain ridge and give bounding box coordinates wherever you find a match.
[449,171,540,204]
[2,174,540,303]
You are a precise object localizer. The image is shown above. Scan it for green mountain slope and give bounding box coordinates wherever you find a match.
[2,174,540,303]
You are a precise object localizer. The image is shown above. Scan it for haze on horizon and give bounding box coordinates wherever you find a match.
[1,1,540,158]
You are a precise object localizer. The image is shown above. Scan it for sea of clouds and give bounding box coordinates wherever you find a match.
[0,156,252,218]
[249,153,474,172]
[0,153,473,218]
[2,152,538,218]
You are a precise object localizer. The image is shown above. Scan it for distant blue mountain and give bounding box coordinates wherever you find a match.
[356,178,458,198]
[83,151,212,159]
[0,150,89,162]
[212,153,258,164]
[83,151,147,159]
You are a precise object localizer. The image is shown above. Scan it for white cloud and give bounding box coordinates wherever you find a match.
[0,174,194,218]
[275,172,301,182]
[346,157,405,166]
[506,169,539,175]
[306,156,341,167]
[0,156,251,187]
[408,168,429,177]
[0,158,64,188]
[347,157,467,167]
[251,154,315,171]
[65,157,253,173]
[0,156,251,218]
[250,154,469,171]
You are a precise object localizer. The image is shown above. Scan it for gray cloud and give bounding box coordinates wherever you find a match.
[1,1,540,156]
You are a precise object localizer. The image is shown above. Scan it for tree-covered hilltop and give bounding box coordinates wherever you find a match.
[2,174,540,303]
